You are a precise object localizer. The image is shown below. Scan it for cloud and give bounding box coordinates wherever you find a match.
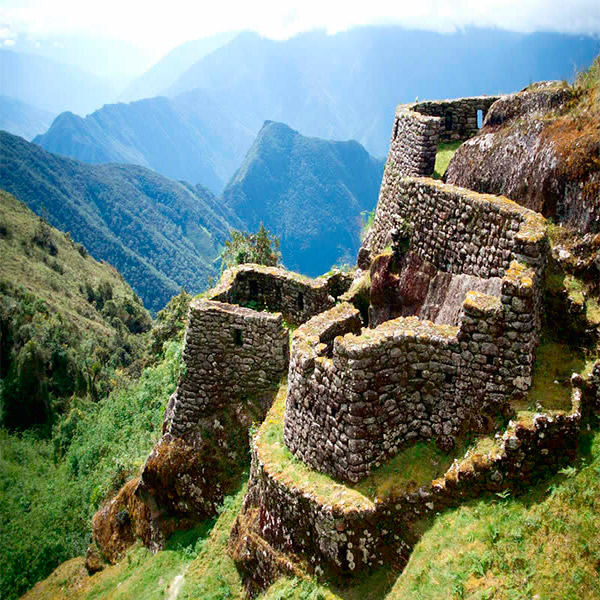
[0,0,598,59]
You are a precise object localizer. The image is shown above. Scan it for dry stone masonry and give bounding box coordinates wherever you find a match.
[412,97,500,142]
[284,254,544,482]
[384,96,501,180]
[90,265,349,563]
[231,375,591,590]
[361,178,547,277]
[285,176,548,482]
[206,263,351,325]
[159,264,352,439]
[164,300,289,438]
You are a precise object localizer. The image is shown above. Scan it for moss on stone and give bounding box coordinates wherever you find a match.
[256,383,472,512]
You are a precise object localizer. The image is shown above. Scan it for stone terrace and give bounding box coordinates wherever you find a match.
[285,179,548,482]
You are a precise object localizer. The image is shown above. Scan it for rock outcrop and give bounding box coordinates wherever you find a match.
[445,81,600,233]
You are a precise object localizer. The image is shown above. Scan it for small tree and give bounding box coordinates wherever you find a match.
[220,223,281,271]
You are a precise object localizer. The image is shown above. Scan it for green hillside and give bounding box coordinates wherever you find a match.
[222,121,384,275]
[0,189,152,430]
[19,424,600,600]
[0,131,238,312]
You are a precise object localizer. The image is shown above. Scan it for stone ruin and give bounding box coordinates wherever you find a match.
[385,96,500,179]
[88,264,352,562]
[89,93,600,591]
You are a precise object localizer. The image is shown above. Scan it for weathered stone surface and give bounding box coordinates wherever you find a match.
[89,478,153,565]
[361,177,547,277]
[90,265,345,561]
[231,379,588,592]
[289,174,547,482]
[207,263,352,325]
[165,299,289,438]
[384,97,500,182]
[445,84,600,233]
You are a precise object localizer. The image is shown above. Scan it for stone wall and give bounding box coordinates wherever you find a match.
[207,264,351,325]
[165,299,289,438]
[380,96,501,182]
[230,381,585,591]
[360,178,547,279]
[592,360,600,412]
[91,263,348,561]
[386,108,440,178]
[412,96,500,142]
[284,252,544,483]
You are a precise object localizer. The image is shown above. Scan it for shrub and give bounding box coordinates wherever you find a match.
[220,223,281,271]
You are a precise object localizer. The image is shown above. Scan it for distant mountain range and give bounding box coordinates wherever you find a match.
[0,131,239,312]
[119,32,239,103]
[223,121,384,275]
[34,92,255,193]
[31,27,599,194]
[0,96,55,141]
[1,122,384,305]
[165,28,600,157]
[0,49,115,116]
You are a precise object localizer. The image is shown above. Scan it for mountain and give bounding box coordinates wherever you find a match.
[222,121,384,275]
[34,91,255,193]
[119,32,239,102]
[167,28,600,157]
[0,49,115,116]
[0,95,55,140]
[0,131,239,312]
[0,189,153,429]
[6,34,152,92]
[33,29,598,189]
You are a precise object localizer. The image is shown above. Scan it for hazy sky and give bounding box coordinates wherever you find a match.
[1,0,599,61]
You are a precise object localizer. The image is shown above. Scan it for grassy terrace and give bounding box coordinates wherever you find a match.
[255,382,484,511]
[433,141,462,179]
[511,336,596,416]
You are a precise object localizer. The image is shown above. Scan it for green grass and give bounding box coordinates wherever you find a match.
[511,336,594,413]
[256,385,480,510]
[388,427,600,600]
[0,190,149,339]
[22,388,600,600]
[433,142,462,180]
[1,341,181,600]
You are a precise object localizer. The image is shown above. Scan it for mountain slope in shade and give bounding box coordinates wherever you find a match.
[0,96,55,140]
[0,49,115,116]
[119,32,239,102]
[34,91,255,193]
[0,131,239,312]
[222,121,384,275]
[167,28,600,157]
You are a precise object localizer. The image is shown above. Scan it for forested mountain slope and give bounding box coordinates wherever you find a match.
[0,132,238,311]
[222,121,384,274]
[34,92,255,193]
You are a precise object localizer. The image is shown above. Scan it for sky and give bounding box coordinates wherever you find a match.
[1,0,599,63]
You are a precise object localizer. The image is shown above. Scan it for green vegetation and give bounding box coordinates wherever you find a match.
[510,335,595,414]
[22,403,600,600]
[222,121,384,276]
[0,341,182,600]
[221,223,282,271]
[0,191,152,430]
[360,208,376,241]
[433,141,462,180]
[388,428,600,600]
[256,385,480,510]
[0,132,234,312]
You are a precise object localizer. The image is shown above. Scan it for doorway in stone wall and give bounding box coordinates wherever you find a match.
[477,109,484,128]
